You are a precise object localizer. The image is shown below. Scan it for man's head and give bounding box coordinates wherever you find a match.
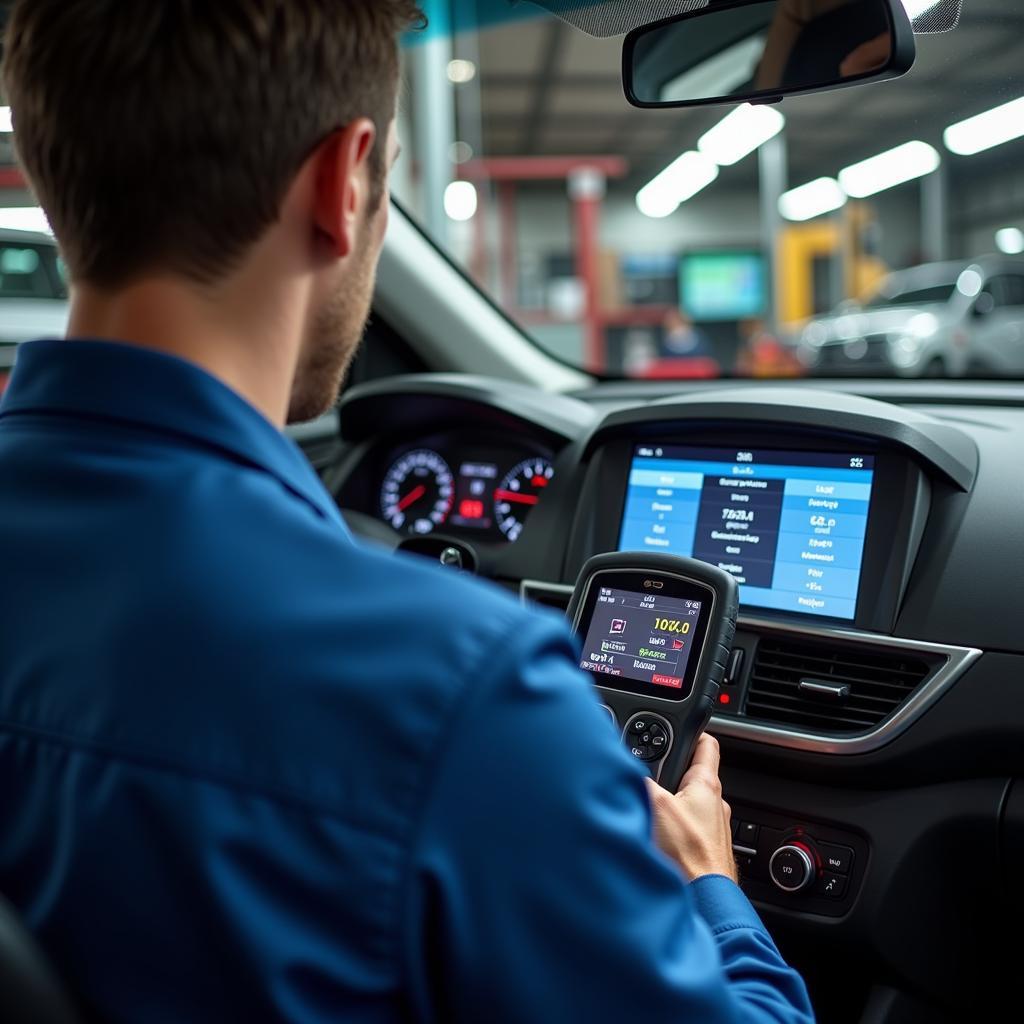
[2,0,423,422]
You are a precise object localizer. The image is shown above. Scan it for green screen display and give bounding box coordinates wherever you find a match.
[680,252,766,321]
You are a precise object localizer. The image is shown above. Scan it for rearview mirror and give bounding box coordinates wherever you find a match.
[623,0,916,109]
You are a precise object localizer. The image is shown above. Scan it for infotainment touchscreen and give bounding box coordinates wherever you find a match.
[618,446,875,620]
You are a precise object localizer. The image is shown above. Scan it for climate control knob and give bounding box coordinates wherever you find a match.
[769,844,815,893]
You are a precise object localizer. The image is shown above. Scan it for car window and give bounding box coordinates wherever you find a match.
[0,241,67,300]
[988,274,1024,308]
[394,0,1024,380]
[864,283,956,308]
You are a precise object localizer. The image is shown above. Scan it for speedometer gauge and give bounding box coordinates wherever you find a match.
[494,458,554,542]
[380,450,455,535]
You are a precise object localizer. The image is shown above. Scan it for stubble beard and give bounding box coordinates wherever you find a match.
[287,240,377,425]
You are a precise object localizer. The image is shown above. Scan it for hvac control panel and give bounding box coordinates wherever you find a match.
[728,804,869,918]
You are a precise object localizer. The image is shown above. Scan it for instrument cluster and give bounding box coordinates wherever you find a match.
[377,435,555,544]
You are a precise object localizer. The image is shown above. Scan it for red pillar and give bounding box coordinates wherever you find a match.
[569,168,606,374]
[499,182,518,310]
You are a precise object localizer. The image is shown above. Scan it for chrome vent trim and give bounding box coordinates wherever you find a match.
[712,616,981,755]
[520,583,982,756]
[745,636,931,732]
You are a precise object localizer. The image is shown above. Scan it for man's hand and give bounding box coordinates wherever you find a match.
[645,734,737,883]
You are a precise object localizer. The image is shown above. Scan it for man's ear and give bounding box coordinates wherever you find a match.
[312,118,378,260]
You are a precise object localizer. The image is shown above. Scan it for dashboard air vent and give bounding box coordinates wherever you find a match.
[746,637,933,734]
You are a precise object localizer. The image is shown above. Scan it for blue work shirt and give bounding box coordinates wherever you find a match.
[0,339,814,1023]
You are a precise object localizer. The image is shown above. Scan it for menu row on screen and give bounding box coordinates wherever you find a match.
[618,446,875,620]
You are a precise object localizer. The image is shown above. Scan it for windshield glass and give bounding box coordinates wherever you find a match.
[395,0,1024,380]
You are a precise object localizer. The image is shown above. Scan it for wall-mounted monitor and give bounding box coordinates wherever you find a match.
[680,251,766,321]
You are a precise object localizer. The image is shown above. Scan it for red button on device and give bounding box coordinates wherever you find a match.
[651,674,683,689]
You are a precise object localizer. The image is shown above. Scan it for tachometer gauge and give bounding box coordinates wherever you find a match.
[494,458,554,542]
[381,450,455,535]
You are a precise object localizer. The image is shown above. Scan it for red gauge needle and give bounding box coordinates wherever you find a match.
[494,489,539,506]
[396,484,427,513]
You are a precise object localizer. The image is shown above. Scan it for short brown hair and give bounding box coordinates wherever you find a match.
[2,0,423,287]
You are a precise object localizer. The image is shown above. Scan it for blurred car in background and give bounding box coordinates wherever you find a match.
[0,227,68,392]
[797,256,1024,378]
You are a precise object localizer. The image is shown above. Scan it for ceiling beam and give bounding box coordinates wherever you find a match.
[520,21,568,155]
[458,155,629,181]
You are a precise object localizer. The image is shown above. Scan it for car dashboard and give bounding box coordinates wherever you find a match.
[325,371,1024,1020]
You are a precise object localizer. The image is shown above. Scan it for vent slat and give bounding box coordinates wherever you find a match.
[746,691,901,721]
[757,649,923,670]
[745,705,879,729]
[750,670,917,695]
[748,678,907,708]
[744,638,932,735]
[756,655,927,681]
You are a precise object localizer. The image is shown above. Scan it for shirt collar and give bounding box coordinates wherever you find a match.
[0,338,347,529]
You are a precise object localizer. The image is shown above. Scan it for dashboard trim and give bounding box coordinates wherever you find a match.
[520,581,983,756]
[583,388,979,491]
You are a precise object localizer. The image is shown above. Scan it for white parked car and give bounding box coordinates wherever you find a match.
[797,257,1024,378]
[0,228,70,382]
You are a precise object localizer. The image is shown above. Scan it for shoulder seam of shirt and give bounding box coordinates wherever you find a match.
[392,605,544,996]
[0,406,333,522]
[708,920,767,938]
[0,715,377,825]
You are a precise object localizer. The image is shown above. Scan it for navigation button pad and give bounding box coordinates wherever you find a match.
[622,713,673,765]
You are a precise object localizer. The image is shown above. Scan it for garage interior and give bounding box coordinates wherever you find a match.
[3,0,1024,374]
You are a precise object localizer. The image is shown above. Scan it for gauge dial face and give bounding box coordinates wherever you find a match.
[495,458,554,542]
[381,450,455,535]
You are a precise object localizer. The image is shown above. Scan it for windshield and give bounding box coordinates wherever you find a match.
[395,0,1024,380]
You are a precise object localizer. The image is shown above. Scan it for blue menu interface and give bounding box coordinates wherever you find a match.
[619,446,875,620]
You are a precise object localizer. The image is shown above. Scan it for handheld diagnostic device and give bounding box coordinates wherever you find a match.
[567,552,739,791]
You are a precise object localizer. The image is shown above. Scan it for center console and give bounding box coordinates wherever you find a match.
[524,388,983,923]
[727,803,869,917]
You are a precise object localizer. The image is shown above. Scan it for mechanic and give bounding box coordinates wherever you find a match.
[0,3,814,1021]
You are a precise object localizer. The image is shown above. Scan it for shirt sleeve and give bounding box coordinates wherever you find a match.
[401,611,815,1024]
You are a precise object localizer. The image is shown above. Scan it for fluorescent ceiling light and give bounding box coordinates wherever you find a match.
[838,141,940,198]
[944,96,1024,157]
[778,178,846,222]
[0,207,53,234]
[698,104,785,167]
[995,227,1024,255]
[0,106,12,133]
[902,0,943,18]
[444,180,477,221]
[636,151,718,219]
